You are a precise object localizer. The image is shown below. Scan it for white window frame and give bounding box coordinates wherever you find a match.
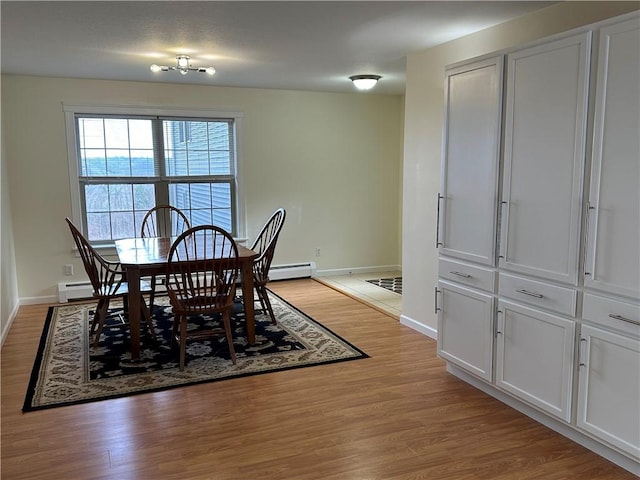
[64,103,246,250]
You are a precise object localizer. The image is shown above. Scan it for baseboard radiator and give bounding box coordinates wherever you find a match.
[57,262,316,302]
[58,281,94,303]
[268,262,316,281]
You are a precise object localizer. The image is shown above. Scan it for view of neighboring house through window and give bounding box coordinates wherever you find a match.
[74,114,237,243]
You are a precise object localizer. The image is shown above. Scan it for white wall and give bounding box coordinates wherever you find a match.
[1,76,403,302]
[401,1,639,336]
[1,92,20,343]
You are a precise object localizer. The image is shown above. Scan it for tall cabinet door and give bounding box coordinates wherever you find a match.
[499,33,591,285]
[439,56,503,266]
[584,17,640,300]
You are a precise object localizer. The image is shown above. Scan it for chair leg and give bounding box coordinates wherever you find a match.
[171,314,180,349]
[259,286,277,325]
[149,275,157,313]
[90,299,105,335]
[140,296,157,341]
[179,316,187,371]
[256,287,268,314]
[93,298,111,347]
[222,310,237,365]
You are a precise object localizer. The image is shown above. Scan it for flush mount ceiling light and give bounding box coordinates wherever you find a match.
[150,55,215,76]
[349,74,382,90]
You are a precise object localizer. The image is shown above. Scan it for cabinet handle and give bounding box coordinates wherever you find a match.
[450,271,472,278]
[498,201,508,259]
[435,194,444,248]
[609,314,640,327]
[496,309,503,336]
[583,202,595,276]
[516,288,544,299]
[579,337,587,367]
[434,287,441,314]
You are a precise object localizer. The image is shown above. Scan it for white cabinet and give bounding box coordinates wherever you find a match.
[577,292,640,460]
[499,32,591,285]
[495,299,575,422]
[437,279,494,381]
[584,17,640,300]
[436,13,640,473]
[438,56,503,266]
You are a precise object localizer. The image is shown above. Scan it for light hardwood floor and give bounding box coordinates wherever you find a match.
[1,279,634,479]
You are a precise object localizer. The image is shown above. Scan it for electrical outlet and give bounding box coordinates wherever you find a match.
[315,248,321,257]
[64,264,74,276]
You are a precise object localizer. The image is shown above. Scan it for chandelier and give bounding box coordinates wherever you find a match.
[150,55,215,76]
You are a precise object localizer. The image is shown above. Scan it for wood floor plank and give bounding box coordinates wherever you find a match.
[1,279,634,479]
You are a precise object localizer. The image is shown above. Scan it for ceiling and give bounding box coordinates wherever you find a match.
[1,1,555,95]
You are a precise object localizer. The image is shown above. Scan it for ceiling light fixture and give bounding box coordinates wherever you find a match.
[150,55,216,76]
[349,74,381,90]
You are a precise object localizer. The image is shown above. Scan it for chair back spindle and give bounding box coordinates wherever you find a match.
[141,205,190,238]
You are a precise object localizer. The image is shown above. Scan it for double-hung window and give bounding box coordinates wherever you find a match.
[64,105,244,245]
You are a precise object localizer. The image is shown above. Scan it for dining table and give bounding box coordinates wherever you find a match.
[115,236,259,361]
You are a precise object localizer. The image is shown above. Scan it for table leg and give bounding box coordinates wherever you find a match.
[127,265,142,360]
[241,260,256,344]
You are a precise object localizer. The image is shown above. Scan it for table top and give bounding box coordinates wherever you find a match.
[115,236,257,266]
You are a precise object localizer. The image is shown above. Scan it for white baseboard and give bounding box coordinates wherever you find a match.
[400,314,437,340]
[1,300,20,348]
[19,295,60,306]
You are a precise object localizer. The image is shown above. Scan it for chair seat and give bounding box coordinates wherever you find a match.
[97,279,152,298]
[172,294,234,312]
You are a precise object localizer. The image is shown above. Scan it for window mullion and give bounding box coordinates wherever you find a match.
[152,119,170,235]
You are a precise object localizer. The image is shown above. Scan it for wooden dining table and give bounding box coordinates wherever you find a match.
[115,236,259,361]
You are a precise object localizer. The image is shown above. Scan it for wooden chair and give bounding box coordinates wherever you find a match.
[65,217,156,347]
[250,208,286,324]
[140,205,191,312]
[165,225,239,370]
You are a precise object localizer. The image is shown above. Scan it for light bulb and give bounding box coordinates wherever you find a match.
[349,75,382,91]
[353,79,377,90]
[205,67,216,76]
[150,64,161,73]
[177,55,190,68]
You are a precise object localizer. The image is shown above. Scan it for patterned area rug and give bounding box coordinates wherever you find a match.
[366,277,402,295]
[23,291,368,411]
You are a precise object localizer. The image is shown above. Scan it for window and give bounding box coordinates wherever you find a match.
[65,106,244,245]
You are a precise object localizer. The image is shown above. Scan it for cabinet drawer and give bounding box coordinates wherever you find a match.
[499,273,576,316]
[583,293,640,336]
[439,258,496,292]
